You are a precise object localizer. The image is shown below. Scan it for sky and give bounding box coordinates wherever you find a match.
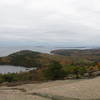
[0,0,100,47]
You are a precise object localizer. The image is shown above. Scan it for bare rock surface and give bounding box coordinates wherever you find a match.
[0,78,100,100]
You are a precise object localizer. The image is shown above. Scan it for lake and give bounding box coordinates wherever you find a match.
[0,65,34,74]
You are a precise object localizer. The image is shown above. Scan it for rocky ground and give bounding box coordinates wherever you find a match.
[0,77,100,100]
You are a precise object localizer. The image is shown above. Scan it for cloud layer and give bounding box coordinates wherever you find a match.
[0,0,100,46]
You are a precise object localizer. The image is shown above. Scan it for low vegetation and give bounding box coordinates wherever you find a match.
[0,70,37,83]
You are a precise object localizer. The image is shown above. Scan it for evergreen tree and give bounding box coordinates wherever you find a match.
[43,61,65,80]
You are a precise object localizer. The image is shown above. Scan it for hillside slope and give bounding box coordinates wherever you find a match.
[0,50,69,68]
[51,49,100,65]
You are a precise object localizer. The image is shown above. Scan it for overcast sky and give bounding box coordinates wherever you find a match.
[0,0,100,47]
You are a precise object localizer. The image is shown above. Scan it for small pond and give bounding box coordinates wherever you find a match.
[0,65,35,74]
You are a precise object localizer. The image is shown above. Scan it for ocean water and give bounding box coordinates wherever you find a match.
[0,46,89,57]
[0,46,53,57]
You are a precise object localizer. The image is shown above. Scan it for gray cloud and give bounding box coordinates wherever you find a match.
[0,0,100,46]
